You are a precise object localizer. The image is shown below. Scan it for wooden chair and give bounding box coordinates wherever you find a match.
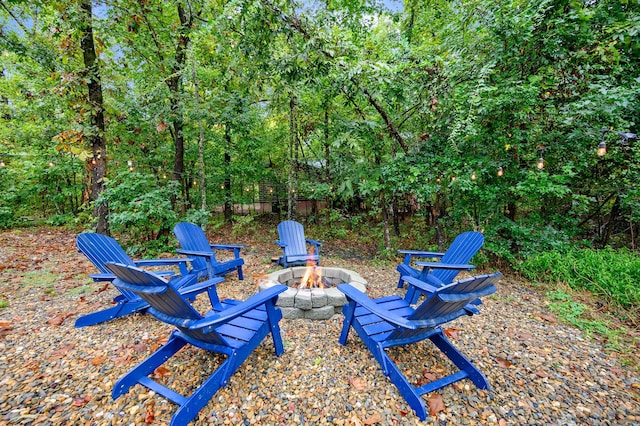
[275,220,322,267]
[105,262,287,426]
[174,222,245,280]
[397,231,484,304]
[338,272,501,420]
[75,232,212,327]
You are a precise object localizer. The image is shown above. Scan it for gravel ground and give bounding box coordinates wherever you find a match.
[0,227,639,425]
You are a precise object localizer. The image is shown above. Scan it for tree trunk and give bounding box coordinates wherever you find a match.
[288,95,297,220]
[80,0,108,234]
[191,55,207,211]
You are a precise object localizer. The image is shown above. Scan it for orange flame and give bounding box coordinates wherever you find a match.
[298,258,324,289]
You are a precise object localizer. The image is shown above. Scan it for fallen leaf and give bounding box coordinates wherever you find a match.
[53,343,75,357]
[496,356,513,368]
[499,419,508,426]
[349,376,367,391]
[422,369,438,382]
[72,395,90,407]
[534,369,549,378]
[91,356,107,366]
[47,312,73,326]
[132,343,147,353]
[145,400,155,424]
[427,393,446,416]
[364,412,382,424]
[153,365,171,379]
[538,314,557,323]
[398,409,408,417]
[443,327,461,339]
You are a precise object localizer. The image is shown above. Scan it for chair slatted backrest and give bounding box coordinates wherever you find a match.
[425,232,485,285]
[277,220,307,257]
[77,233,136,273]
[408,273,500,328]
[173,222,214,272]
[76,233,139,301]
[105,262,229,347]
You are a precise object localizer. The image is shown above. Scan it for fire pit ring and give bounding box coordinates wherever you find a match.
[258,266,367,320]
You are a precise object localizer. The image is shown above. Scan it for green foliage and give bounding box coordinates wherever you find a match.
[231,214,256,237]
[517,247,640,309]
[98,172,180,245]
[0,300,8,309]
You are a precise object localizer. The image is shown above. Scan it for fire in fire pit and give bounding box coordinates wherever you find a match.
[297,262,330,289]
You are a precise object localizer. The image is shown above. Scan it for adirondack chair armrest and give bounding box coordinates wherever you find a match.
[306,239,322,247]
[338,284,417,330]
[179,276,225,296]
[402,276,440,294]
[176,248,215,258]
[192,285,288,330]
[397,250,445,265]
[209,244,244,259]
[134,258,192,266]
[415,261,475,270]
[89,273,116,282]
[275,240,287,248]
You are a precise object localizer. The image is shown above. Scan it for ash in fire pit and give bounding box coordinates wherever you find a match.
[258,266,367,320]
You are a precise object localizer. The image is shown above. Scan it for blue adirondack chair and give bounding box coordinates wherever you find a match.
[338,272,501,420]
[397,231,484,304]
[173,222,245,280]
[75,232,210,328]
[104,262,287,426]
[275,220,322,267]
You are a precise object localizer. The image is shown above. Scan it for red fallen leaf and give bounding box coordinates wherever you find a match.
[427,393,446,416]
[72,395,91,406]
[496,356,513,368]
[153,365,171,379]
[364,412,382,424]
[398,409,408,417]
[145,400,155,424]
[536,314,557,323]
[47,312,74,326]
[97,283,110,293]
[53,343,75,357]
[156,121,167,132]
[349,376,367,391]
[443,327,461,339]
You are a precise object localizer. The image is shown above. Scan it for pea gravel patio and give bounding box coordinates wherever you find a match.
[0,228,638,425]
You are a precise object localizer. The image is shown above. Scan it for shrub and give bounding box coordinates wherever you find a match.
[516,247,640,309]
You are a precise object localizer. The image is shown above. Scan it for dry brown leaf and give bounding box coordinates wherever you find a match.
[349,376,367,391]
[91,355,107,366]
[153,365,171,379]
[534,369,549,378]
[47,312,73,326]
[145,400,155,424]
[363,412,382,424]
[53,343,75,358]
[496,356,513,368]
[427,393,446,416]
[72,395,91,407]
[132,343,147,353]
[499,419,508,426]
[443,327,461,339]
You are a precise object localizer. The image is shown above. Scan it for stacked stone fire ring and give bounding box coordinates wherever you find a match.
[257,266,367,320]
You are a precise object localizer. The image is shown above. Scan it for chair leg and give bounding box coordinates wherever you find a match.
[429,331,490,390]
[339,302,356,345]
[237,266,244,280]
[381,351,428,420]
[112,332,187,399]
[74,300,148,327]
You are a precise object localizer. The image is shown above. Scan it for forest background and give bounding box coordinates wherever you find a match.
[1,0,639,339]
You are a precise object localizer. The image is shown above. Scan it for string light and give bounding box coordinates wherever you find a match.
[471,171,476,180]
[597,141,607,157]
[537,157,544,170]
[127,159,134,172]
[497,166,504,177]
[0,160,5,167]
[49,161,54,167]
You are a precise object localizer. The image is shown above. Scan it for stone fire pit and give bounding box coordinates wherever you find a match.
[258,266,367,320]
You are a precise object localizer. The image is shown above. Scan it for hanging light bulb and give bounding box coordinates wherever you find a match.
[91,157,97,165]
[451,176,456,182]
[597,141,607,156]
[497,166,504,177]
[471,171,476,180]
[193,180,197,186]
[162,173,167,179]
[537,157,544,170]
[49,160,54,167]
[127,159,134,171]
[0,160,5,167]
